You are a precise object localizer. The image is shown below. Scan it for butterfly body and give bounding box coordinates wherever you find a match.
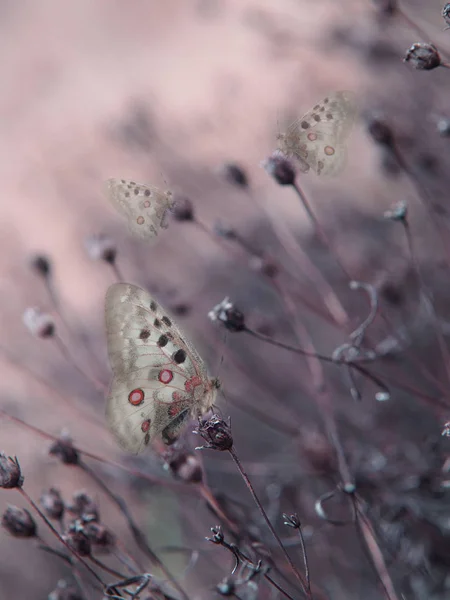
[106,179,175,241]
[105,283,217,453]
[277,91,356,177]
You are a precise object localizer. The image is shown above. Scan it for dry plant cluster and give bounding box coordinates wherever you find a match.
[3,1,450,599]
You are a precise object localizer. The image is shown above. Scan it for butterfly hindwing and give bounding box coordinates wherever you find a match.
[106,179,174,241]
[278,91,356,177]
[105,283,215,453]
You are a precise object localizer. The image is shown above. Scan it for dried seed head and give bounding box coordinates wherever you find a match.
[2,506,37,538]
[48,579,83,600]
[366,115,395,147]
[80,520,115,551]
[194,415,233,451]
[404,43,441,70]
[84,234,117,263]
[67,491,99,522]
[283,513,301,528]
[262,153,296,186]
[437,118,450,137]
[172,196,194,221]
[29,254,51,278]
[49,432,80,465]
[443,3,450,28]
[163,447,203,484]
[208,297,246,332]
[221,162,249,188]
[0,454,23,489]
[23,307,55,338]
[206,525,225,545]
[40,488,64,520]
[383,201,407,222]
[63,528,91,556]
[442,422,450,437]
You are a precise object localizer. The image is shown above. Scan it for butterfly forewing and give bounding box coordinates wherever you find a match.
[278,91,356,177]
[106,179,174,241]
[105,283,215,453]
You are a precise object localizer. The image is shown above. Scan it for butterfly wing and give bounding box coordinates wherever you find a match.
[105,283,214,453]
[106,179,174,241]
[278,91,357,177]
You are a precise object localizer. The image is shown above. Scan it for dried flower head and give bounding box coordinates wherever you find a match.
[22,307,55,338]
[40,488,64,520]
[172,196,194,222]
[283,513,301,528]
[443,3,450,29]
[29,254,52,278]
[208,297,246,332]
[404,43,441,70]
[63,527,91,556]
[84,234,117,263]
[383,201,407,222]
[2,506,37,538]
[366,115,394,147]
[221,162,249,188]
[67,491,99,522]
[262,153,296,186]
[194,415,233,451]
[206,525,225,545]
[0,454,23,489]
[437,118,450,137]
[442,422,450,437]
[163,447,203,484]
[78,519,115,551]
[48,579,83,600]
[49,432,80,465]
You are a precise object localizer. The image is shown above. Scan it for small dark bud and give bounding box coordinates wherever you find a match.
[216,578,235,596]
[163,448,203,484]
[23,307,55,338]
[208,297,246,332]
[221,162,249,188]
[206,525,224,545]
[383,201,407,222]
[262,153,296,186]
[84,234,117,264]
[67,491,99,522]
[248,255,279,278]
[170,302,191,316]
[30,254,51,278]
[283,513,301,528]
[172,196,194,221]
[404,42,441,70]
[48,579,83,600]
[194,415,233,451]
[63,528,91,556]
[0,454,23,488]
[2,506,37,538]
[442,422,450,437]
[81,520,115,551]
[214,220,238,241]
[437,118,450,137]
[366,115,394,147]
[40,488,64,520]
[443,3,450,29]
[49,433,79,465]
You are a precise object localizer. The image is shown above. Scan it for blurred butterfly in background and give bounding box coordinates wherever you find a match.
[277,90,357,177]
[105,283,219,453]
[106,178,175,241]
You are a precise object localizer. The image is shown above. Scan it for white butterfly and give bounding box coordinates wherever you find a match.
[277,91,357,177]
[105,283,219,453]
[106,179,175,241]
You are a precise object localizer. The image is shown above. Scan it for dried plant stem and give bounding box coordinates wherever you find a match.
[227,446,310,596]
[110,261,126,283]
[53,333,107,394]
[89,555,126,580]
[79,460,190,600]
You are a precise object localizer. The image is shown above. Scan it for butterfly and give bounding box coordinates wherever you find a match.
[105,179,175,241]
[105,283,219,453]
[277,91,357,177]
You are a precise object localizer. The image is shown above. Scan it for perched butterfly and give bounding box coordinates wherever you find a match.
[105,283,219,453]
[105,178,175,241]
[277,91,357,177]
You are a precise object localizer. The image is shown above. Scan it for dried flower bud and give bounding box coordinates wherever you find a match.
[366,115,394,147]
[221,162,249,188]
[81,520,115,551]
[437,118,450,137]
[63,528,91,556]
[383,201,407,221]
[248,255,279,278]
[206,525,225,545]
[404,43,441,70]
[49,433,79,465]
[23,307,55,338]
[67,491,99,522]
[262,153,296,186]
[164,448,203,484]
[29,254,51,278]
[216,578,235,596]
[208,297,246,332]
[283,513,301,528]
[172,196,194,221]
[84,234,117,263]
[442,422,450,437]
[194,415,233,451]
[48,579,83,600]
[0,454,23,488]
[40,488,64,520]
[2,506,37,538]
[443,3,450,28]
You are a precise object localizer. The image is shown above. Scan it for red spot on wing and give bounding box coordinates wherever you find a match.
[172,391,183,401]
[184,375,202,393]
[158,369,173,384]
[128,388,144,406]
[141,419,151,432]
[168,403,183,417]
